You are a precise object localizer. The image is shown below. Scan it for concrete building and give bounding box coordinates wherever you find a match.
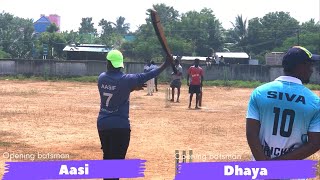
[63,44,111,61]
[34,14,61,34]
[47,14,61,32]
[175,52,250,65]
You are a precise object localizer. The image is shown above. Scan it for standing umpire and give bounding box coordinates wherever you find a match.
[97,50,170,180]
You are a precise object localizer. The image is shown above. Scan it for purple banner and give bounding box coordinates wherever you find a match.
[175,160,318,180]
[3,159,146,180]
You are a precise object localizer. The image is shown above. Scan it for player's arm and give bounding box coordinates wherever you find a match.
[246,118,270,161]
[246,89,269,160]
[272,110,320,160]
[201,74,204,87]
[187,74,190,86]
[271,132,320,160]
[129,57,170,90]
[177,67,182,76]
[187,68,190,86]
[200,68,204,87]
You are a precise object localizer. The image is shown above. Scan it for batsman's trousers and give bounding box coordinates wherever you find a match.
[98,128,131,180]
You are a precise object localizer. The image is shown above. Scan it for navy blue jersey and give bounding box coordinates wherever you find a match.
[97,68,162,130]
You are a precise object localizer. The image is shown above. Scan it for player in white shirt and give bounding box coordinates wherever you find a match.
[144,61,156,95]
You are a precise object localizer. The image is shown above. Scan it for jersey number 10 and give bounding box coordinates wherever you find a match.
[272,107,295,137]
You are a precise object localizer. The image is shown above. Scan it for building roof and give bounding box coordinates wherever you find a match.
[174,52,249,61]
[63,44,111,52]
[124,35,136,42]
[173,56,208,61]
[34,16,51,24]
[215,52,249,59]
[34,16,52,33]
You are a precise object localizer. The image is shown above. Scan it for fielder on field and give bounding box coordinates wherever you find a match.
[97,50,170,180]
[150,61,159,92]
[187,58,204,109]
[170,58,183,102]
[144,61,155,96]
[246,46,320,163]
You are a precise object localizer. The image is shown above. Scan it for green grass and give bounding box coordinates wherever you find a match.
[177,79,264,88]
[2,75,320,90]
[203,80,264,88]
[305,84,320,90]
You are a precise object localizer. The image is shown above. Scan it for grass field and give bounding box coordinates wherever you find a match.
[0,80,319,180]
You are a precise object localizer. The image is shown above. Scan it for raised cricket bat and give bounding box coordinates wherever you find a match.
[150,9,177,74]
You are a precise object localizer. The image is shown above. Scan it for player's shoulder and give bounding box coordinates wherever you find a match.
[188,66,194,71]
[98,72,107,79]
[250,81,280,95]
[122,73,136,79]
[300,86,319,100]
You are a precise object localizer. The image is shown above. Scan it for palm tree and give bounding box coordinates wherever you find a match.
[112,16,130,35]
[230,15,248,52]
[99,19,114,35]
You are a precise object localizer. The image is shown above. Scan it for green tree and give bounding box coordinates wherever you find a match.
[113,16,130,35]
[124,6,222,60]
[247,18,266,55]
[247,11,300,55]
[121,20,160,61]
[146,3,180,25]
[99,19,117,47]
[167,36,193,56]
[79,17,97,34]
[35,32,66,59]
[275,32,320,54]
[230,15,248,52]
[300,19,320,33]
[0,12,35,58]
[123,4,193,61]
[78,17,97,43]
[131,37,162,62]
[0,48,10,58]
[46,23,59,33]
[62,30,80,44]
[178,8,223,56]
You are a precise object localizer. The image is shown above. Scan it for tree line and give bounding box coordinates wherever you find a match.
[0,3,319,63]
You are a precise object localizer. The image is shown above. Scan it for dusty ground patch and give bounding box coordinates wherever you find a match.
[0,80,319,180]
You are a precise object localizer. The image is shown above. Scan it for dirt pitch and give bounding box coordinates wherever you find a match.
[0,80,319,180]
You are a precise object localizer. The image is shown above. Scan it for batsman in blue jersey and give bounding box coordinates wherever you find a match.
[246,46,320,161]
[97,50,170,180]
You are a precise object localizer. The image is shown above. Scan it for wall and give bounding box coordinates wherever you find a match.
[1,59,320,83]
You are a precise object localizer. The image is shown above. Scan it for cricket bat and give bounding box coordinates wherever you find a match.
[150,9,177,74]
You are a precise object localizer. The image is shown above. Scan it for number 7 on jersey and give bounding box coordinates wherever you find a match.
[103,92,113,107]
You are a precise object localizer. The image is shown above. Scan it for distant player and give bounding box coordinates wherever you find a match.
[206,56,212,68]
[144,61,155,96]
[187,58,204,109]
[97,50,170,180]
[170,59,183,102]
[246,46,320,162]
[150,61,159,92]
